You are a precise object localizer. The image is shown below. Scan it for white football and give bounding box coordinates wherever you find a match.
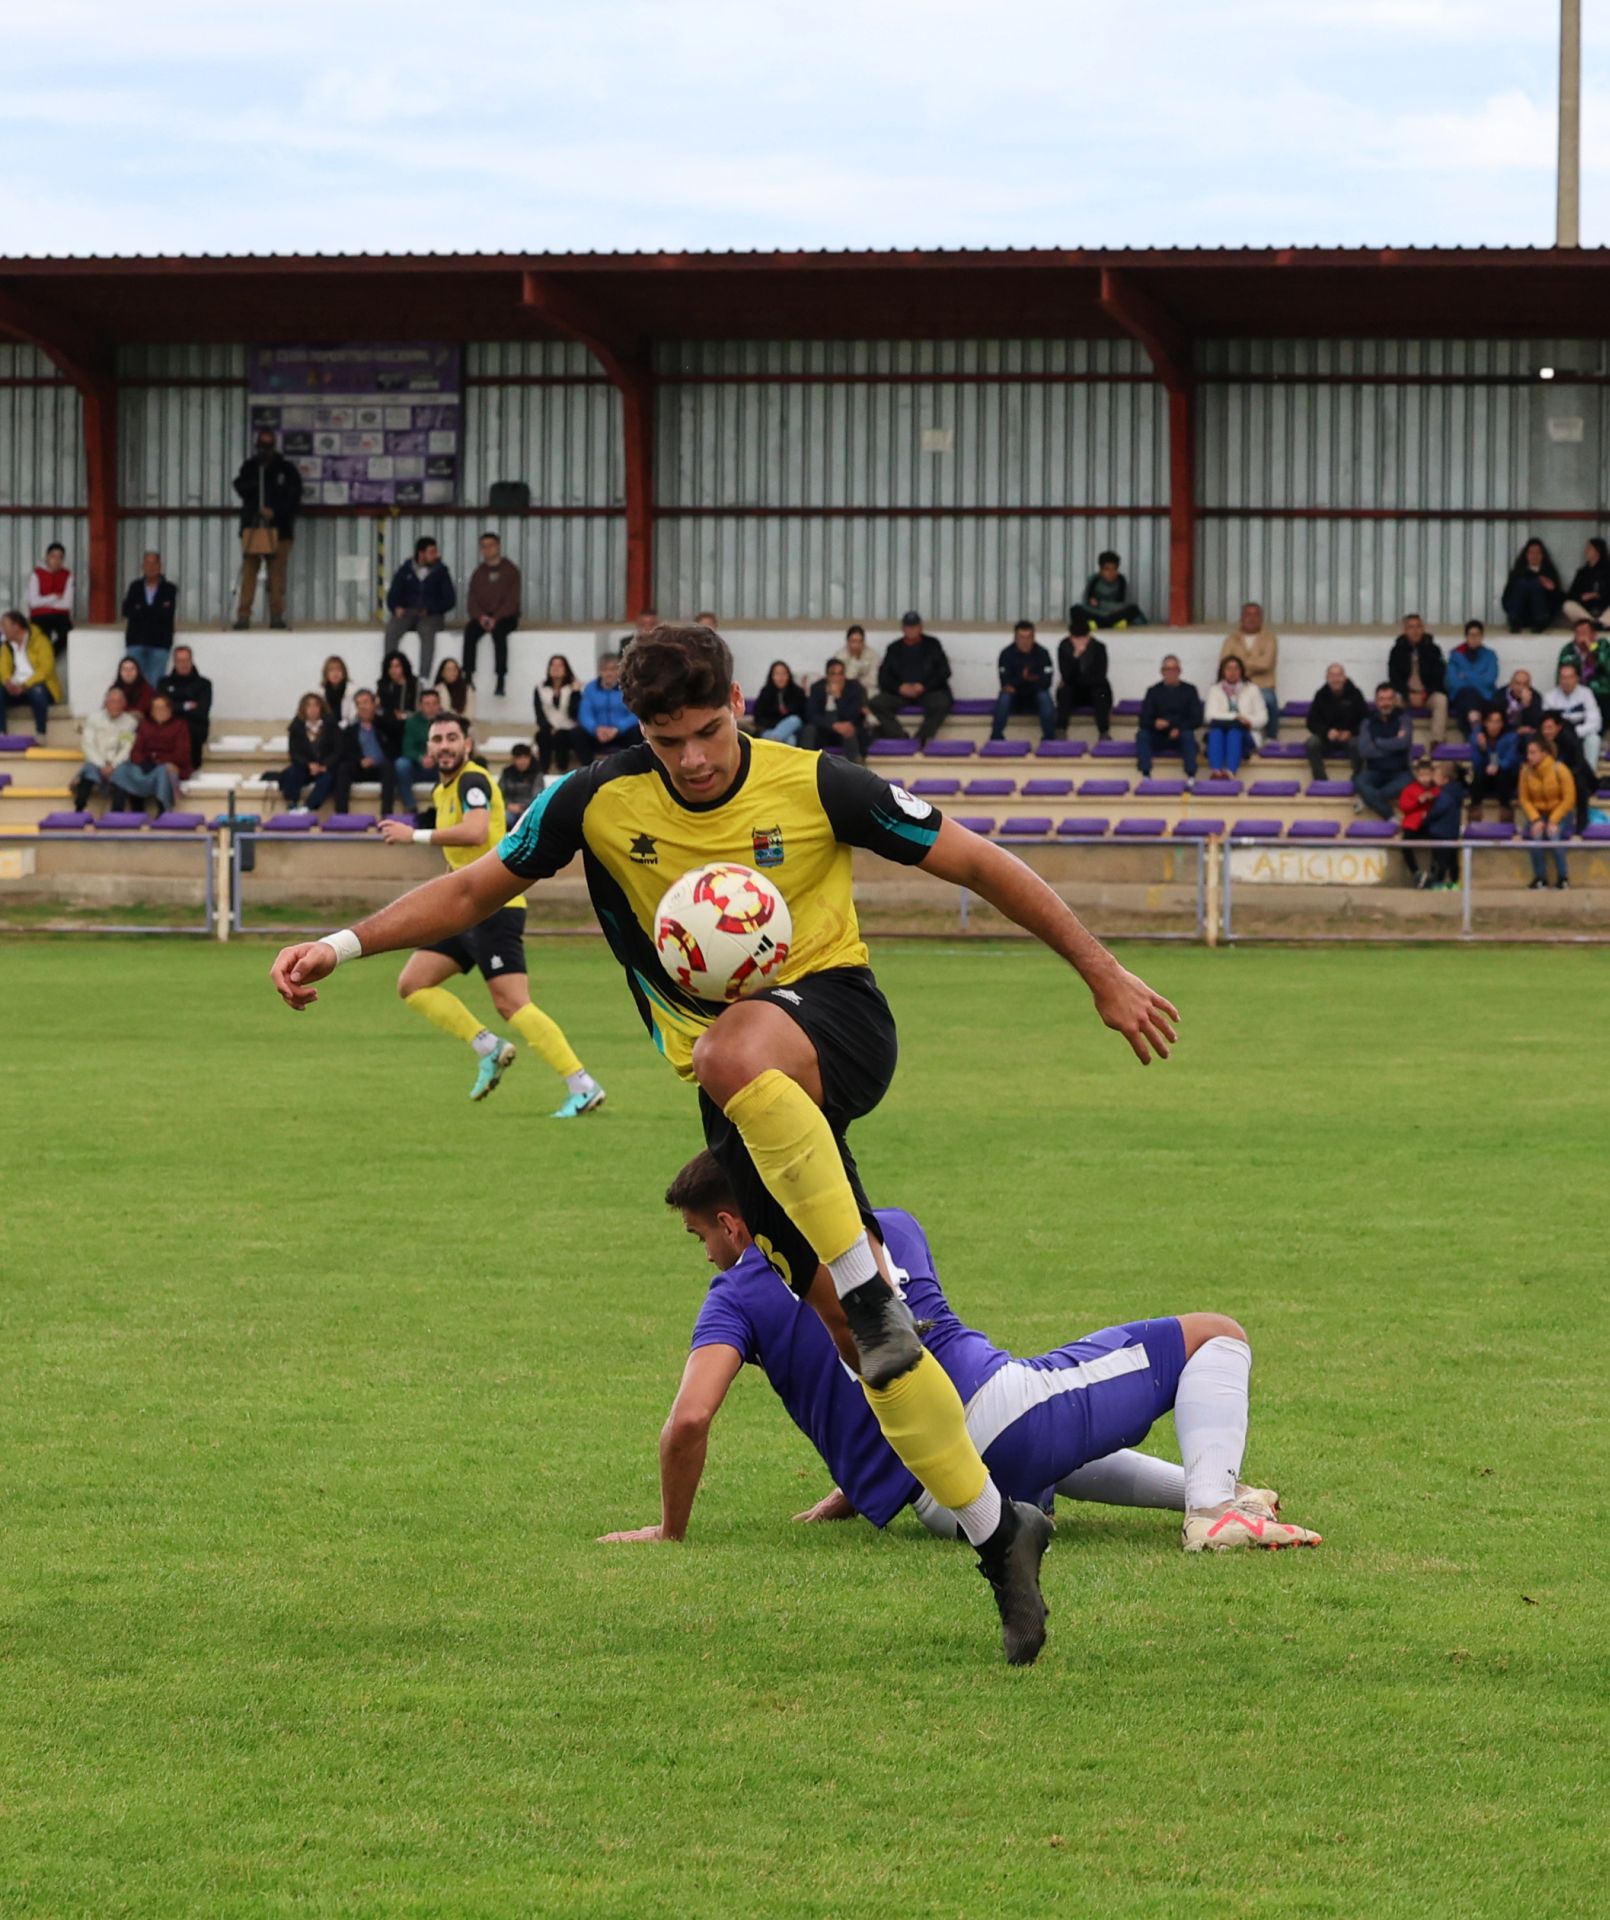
[654,862,794,1003]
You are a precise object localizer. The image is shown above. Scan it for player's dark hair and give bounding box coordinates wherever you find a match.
[621,623,735,721]
[427,710,467,734]
[664,1151,738,1216]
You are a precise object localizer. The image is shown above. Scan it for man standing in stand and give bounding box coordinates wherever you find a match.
[233,427,303,631]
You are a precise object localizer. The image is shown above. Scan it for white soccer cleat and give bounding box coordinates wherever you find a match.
[1182,1498,1321,1552]
[1236,1482,1280,1515]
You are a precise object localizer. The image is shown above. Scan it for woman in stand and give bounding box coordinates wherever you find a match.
[434,656,475,722]
[534,653,584,773]
[1203,654,1267,777]
[319,654,356,725]
[751,659,807,745]
[375,650,418,757]
[277,692,342,811]
[111,655,155,717]
[1501,537,1565,634]
[1563,535,1610,630]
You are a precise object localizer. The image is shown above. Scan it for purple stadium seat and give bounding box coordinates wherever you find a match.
[1114,817,1167,838]
[1057,817,1109,837]
[153,811,206,830]
[1033,739,1086,758]
[1078,778,1131,797]
[1432,742,1467,762]
[909,778,960,797]
[963,778,1014,797]
[922,739,976,758]
[1307,780,1355,798]
[1114,699,1144,719]
[37,810,92,829]
[1346,819,1398,839]
[952,698,996,718]
[1285,700,1312,720]
[1192,778,1243,798]
[1022,778,1073,797]
[979,739,1031,758]
[1287,820,1340,840]
[0,734,36,752]
[867,738,908,758]
[322,813,378,833]
[93,811,150,830]
[1231,819,1283,837]
[1258,741,1308,760]
[1248,779,1300,798]
[263,812,317,832]
[1464,820,1516,841]
[953,815,996,835]
[999,816,1053,836]
[1135,778,1187,797]
[1172,819,1224,838]
[1092,739,1134,759]
[0,772,11,790]
[1582,822,1610,841]
[382,813,416,826]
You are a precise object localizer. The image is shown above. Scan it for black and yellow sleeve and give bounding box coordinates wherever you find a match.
[496,767,591,880]
[814,754,943,868]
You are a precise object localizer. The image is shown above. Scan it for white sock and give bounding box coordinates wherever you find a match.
[471,1028,501,1057]
[1174,1335,1252,1513]
[1056,1448,1186,1511]
[949,1477,1003,1548]
[566,1068,596,1095]
[826,1231,879,1298]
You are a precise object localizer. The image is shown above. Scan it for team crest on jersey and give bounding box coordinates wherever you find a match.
[751,824,785,868]
[628,832,659,865]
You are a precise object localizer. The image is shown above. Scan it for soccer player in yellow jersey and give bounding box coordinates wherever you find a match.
[376,708,604,1117]
[271,626,1177,1664]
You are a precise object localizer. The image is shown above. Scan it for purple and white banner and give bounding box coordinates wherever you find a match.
[247,344,462,507]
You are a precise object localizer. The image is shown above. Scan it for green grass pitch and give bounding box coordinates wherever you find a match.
[5,935,1607,1918]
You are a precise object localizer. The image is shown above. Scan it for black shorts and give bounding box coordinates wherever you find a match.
[698,966,898,1297]
[424,905,528,982]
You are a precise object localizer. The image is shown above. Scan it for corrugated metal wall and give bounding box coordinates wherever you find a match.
[653,340,1166,623]
[1196,338,1609,625]
[0,343,85,614]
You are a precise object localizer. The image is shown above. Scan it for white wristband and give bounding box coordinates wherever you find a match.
[413,828,434,846]
[323,927,363,965]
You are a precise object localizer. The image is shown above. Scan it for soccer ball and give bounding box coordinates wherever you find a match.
[654,863,793,1002]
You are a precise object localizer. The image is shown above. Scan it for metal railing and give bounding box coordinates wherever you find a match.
[0,829,216,936]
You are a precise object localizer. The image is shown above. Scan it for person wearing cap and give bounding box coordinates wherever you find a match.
[233,426,304,630]
[870,612,953,745]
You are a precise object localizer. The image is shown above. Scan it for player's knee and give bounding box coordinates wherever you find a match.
[1180,1311,1248,1357]
[841,1278,923,1388]
[691,1025,762,1106]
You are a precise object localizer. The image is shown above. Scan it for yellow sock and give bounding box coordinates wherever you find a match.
[722,1068,863,1265]
[405,985,485,1048]
[509,1002,583,1080]
[863,1351,989,1510]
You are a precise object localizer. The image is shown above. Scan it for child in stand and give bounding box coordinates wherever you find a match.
[1398,757,1464,890]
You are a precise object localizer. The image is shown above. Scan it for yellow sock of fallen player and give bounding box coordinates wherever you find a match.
[509,1002,583,1079]
[863,1351,989,1510]
[405,985,485,1047]
[722,1068,864,1264]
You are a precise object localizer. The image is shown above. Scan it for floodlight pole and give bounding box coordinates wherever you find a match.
[1558,0,1582,248]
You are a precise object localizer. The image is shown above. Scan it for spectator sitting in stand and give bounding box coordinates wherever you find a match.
[1388,613,1448,745]
[1203,654,1267,777]
[1135,655,1203,779]
[110,691,192,816]
[232,425,302,631]
[751,660,808,745]
[1055,608,1113,740]
[1556,617,1610,731]
[840,625,876,692]
[1502,537,1565,634]
[577,653,642,759]
[28,540,73,653]
[156,644,213,769]
[803,656,869,763]
[1539,711,1594,832]
[0,608,61,738]
[990,620,1056,741]
[111,655,154,717]
[1446,620,1499,736]
[1398,758,1462,890]
[1305,662,1368,782]
[1219,602,1279,738]
[376,650,418,758]
[319,654,355,726]
[1082,550,1147,628]
[435,656,475,722]
[870,612,953,744]
[1518,736,1573,889]
[462,531,521,698]
[1467,709,1522,821]
[277,693,342,812]
[395,687,444,814]
[498,741,543,816]
[693,612,718,629]
[1563,535,1610,630]
[121,550,178,689]
[335,687,397,816]
[534,653,584,773]
[1355,683,1415,819]
[383,536,455,680]
[1503,667,1543,738]
[1543,660,1602,773]
[72,684,139,812]
[618,608,658,651]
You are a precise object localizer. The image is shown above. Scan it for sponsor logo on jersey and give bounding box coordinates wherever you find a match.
[751,824,785,868]
[771,987,803,1006]
[628,832,659,865]
[888,785,933,821]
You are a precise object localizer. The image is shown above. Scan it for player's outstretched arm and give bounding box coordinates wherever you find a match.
[920,816,1180,1064]
[597,1344,743,1544]
[268,848,522,1010]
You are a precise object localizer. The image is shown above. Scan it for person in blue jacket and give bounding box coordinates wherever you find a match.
[382,536,456,680]
[1467,708,1522,820]
[576,652,643,760]
[1446,619,1500,737]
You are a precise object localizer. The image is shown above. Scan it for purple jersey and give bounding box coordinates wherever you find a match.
[878,1208,1011,1402]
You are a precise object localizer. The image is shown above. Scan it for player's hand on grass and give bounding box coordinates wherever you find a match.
[269,940,338,1010]
[1091,964,1180,1065]
[793,1489,856,1523]
[378,819,414,845]
[597,1524,668,1543]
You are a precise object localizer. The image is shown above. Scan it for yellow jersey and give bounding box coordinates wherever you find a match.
[496,735,941,1076]
[434,758,527,909]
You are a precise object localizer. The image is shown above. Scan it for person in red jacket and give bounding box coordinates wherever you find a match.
[109,692,192,815]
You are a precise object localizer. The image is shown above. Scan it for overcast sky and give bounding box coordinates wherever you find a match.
[3,1,1597,255]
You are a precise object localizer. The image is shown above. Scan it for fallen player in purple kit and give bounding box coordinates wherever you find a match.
[598,1153,1322,1553]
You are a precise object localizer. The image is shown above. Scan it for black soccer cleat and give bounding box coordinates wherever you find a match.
[975,1499,1054,1666]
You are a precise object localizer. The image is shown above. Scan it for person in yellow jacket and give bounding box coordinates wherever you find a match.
[1518,737,1574,890]
[0,610,63,739]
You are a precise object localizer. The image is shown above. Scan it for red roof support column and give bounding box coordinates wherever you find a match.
[522,272,654,620]
[1098,269,1196,625]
